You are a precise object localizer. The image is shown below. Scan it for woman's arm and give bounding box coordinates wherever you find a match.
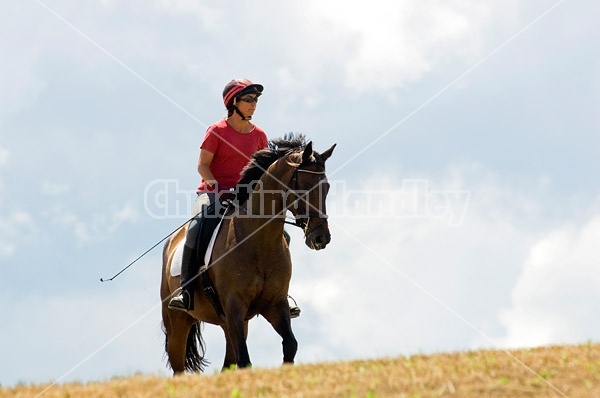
[197,149,217,189]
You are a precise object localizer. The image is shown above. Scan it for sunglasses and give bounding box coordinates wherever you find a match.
[238,96,259,104]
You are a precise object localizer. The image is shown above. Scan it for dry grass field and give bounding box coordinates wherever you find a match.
[2,342,599,398]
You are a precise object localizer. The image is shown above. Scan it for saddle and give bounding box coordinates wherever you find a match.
[194,199,231,318]
[194,200,226,265]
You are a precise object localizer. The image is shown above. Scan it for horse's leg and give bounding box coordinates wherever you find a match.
[164,308,196,374]
[262,300,298,364]
[221,325,236,370]
[221,320,249,371]
[223,299,252,368]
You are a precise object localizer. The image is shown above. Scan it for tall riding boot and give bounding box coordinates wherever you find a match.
[168,244,200,312]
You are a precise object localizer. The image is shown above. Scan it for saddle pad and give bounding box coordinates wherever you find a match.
[170,239,185,277]
[204,217,224,265]
[170,218,224,277]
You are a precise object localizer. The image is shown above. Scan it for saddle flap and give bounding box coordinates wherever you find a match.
[169,218,224,277]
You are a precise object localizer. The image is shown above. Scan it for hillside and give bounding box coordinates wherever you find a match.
[3,343,599,397]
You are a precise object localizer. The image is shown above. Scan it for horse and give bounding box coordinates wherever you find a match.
[160,134,336,373]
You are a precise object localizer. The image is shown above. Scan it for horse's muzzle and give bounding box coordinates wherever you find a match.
[305,223,331,251]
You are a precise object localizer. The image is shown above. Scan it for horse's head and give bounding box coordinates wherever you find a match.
[286,141,336,250]
[236,134,336,250]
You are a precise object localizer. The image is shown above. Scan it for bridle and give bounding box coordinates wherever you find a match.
[286,160,329,236]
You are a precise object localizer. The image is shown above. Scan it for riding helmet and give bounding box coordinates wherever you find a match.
[222,78,264,109]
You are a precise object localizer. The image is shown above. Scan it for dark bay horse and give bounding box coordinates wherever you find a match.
[160,135,336,373]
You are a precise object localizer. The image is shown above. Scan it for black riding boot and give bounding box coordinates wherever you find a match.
[168,243,200,312]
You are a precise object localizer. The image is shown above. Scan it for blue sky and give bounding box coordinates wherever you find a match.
[1,0,599,389]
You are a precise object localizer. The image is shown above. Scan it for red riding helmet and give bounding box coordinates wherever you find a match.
[222,78,264,109]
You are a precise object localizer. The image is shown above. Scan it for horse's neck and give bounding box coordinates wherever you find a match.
[242,168,289,237]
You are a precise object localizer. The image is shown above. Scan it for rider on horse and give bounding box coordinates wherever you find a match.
[168,78,300,318]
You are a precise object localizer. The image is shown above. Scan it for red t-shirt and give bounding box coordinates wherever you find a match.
[197,119,268,192]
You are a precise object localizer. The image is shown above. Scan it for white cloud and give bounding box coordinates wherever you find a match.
[44,201,140,244]
[303,1,509,95]
[0,0,517,118]
[0,210,35,257]
[149,1,518,103]
[498,215,600,348]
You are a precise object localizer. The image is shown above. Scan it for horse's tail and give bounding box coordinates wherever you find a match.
[185,322,209,372]
[163,321,209,373]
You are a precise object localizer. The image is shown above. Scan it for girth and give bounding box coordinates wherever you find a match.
[200,271,225,319]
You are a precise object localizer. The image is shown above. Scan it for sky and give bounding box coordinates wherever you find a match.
[1,0,599,389]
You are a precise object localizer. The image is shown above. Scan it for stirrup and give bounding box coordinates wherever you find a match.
[168,289,194,312]
[290,306,301,319]
[288,295,301,319]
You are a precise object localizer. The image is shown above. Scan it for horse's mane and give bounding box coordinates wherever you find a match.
[235,133,307,204]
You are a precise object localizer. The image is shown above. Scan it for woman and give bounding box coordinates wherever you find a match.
[169,79,300,318]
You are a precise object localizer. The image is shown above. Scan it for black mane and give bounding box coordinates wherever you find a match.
[235,133,307,204]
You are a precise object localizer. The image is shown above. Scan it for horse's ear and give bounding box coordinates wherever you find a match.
[320,143,337,162]
[301,141,313,165]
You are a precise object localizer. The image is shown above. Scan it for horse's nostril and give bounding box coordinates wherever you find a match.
[315,235,323,244]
